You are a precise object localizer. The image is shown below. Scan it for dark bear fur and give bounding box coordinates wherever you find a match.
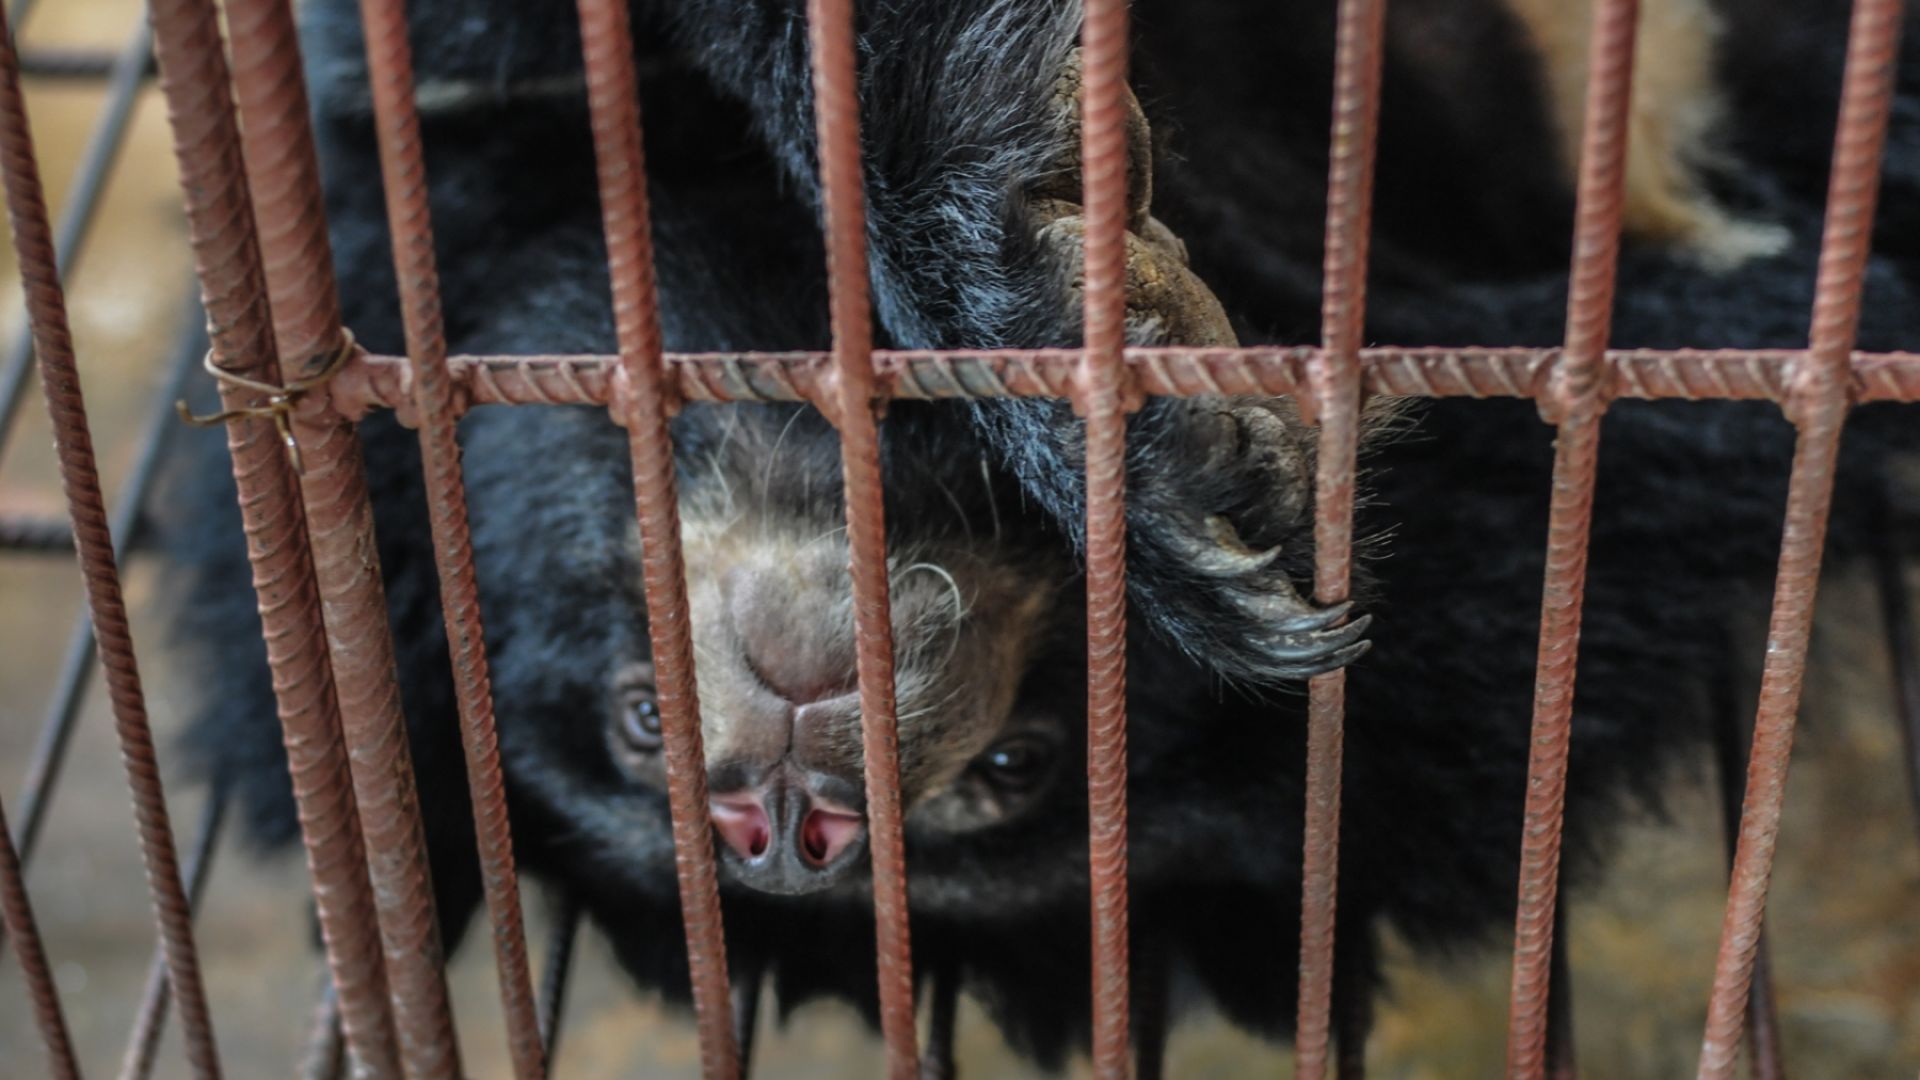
[159,0,1920,1069]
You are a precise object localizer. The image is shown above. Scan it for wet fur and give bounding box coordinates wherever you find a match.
[160,0,1920,1069]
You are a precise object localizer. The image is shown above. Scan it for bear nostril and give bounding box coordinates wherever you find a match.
[710,796,771,861]
[799,807,864,868]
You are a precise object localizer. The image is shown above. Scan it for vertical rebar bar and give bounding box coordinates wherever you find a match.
[353,0,578,1073]
[8,294,200,875]
[0,795,79,1079]
[118,793,227,1080]
[1504,2,1639,1075]
[572,2,739,1074]
[0,15,150,464]
[145,0,411,1071]
[0,6,221,1073]
[256,0,539,1070]
[803,2,920,1075]
[1698,1,1906,1074]
[1711,652,1786,1080]
[1296,0,1386,1074]
[1076,1,1136,1075]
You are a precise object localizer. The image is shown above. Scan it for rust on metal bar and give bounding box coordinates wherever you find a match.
[7,304,199,881]
[331,347,1920,415]
[804,1,920,1075]
[1710,651,1786,1080]
[0,15,153,467]
[573,0,740,1074]
[1076,1,1135,1076]
[0,6,223,1073]
[146,0,411,1072]
[0,795,79,1079]
[353,0,542,1074]
[1699,0,1908,1073]
[1296,0,1386,1074]
[120,793,227,1080]
[1505,2,1639,1076]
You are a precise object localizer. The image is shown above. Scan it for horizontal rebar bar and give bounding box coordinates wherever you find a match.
[329,347,1920,417]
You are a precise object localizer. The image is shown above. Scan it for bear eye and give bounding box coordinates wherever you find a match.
[978,734,1054,792]
[618,687,664,753]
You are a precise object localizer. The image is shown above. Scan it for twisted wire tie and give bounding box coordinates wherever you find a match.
[175,329,358,475]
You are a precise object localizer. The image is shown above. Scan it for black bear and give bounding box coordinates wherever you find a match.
[161,0,1920,1068]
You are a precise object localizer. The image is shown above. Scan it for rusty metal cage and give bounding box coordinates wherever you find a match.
[0,0,1914,1076]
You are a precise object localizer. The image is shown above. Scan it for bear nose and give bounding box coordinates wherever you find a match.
[709,774,867,895]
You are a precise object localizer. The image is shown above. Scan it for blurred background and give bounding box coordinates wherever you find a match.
[0,0,1915,1075]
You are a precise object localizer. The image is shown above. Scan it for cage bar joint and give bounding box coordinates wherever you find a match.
[176,330,361,473]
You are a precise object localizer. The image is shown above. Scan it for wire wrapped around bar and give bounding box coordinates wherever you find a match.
[148,0,416,1070]
[174,331,357,474]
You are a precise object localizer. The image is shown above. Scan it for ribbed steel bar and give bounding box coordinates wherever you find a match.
[1076,1,1134,1076]
[0,4,220,1071]
[1699,0,1907,1073]
[145,0,407,1072]
[1710,653,1785,1080]
[1505,2,1638,1075]
[0,794,79,1079]
[355,0,544,1074]
[804,1,920,1075]
[8,296,199,879]
[1295,0,1386,1073]
[0,15,152,468]
[331,347,1920,414]
[573,2,738,1075]
[118,793,227,1080]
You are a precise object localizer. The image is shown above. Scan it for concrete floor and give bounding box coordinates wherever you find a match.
[0,0,1915,1075]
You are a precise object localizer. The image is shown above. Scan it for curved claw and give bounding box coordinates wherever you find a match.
[1236,611,1374,676]
[1269,637,1373,681]
[1269,599,1355,634]
[1253,612,1372,663]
